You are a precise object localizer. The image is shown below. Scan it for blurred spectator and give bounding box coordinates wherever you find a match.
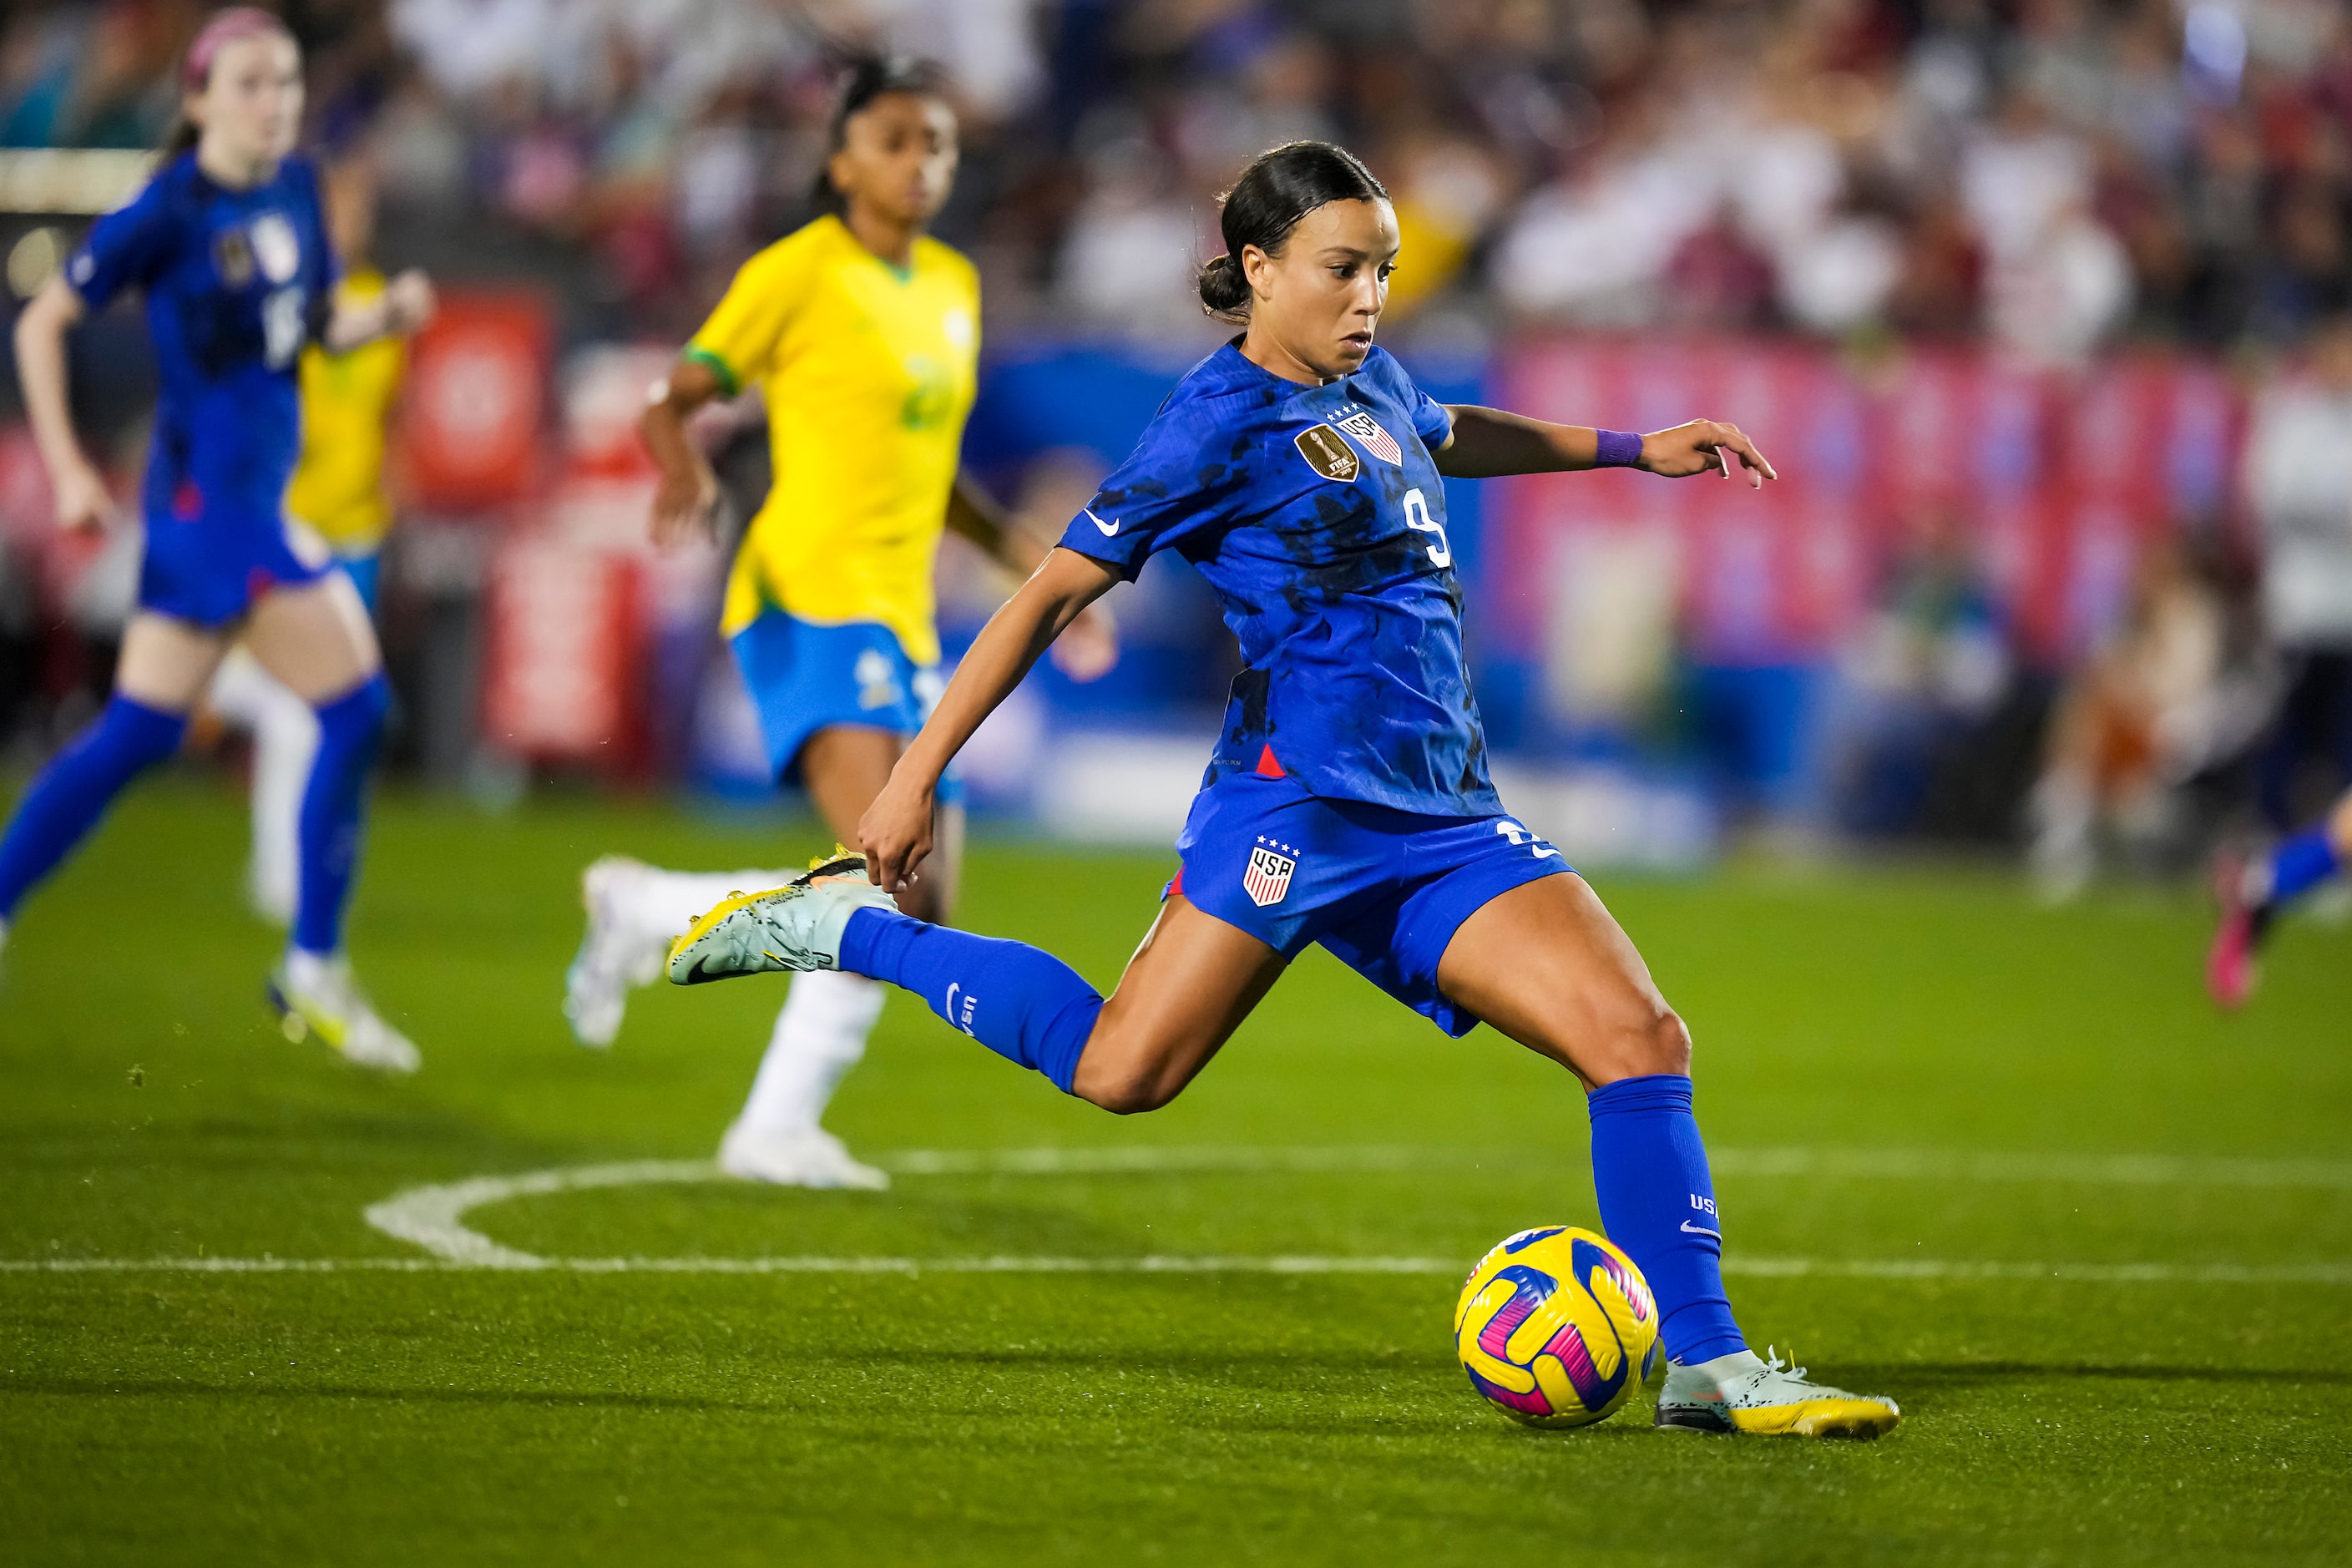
[2027,539,2261,897]
[2245,311,2352,830]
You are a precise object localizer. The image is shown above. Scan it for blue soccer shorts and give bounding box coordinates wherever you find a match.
[1169,770,1573,1037]
[728,609,963,803]
[138,498,335,628]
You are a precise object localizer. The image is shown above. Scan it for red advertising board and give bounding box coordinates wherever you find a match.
[397,291,554,513]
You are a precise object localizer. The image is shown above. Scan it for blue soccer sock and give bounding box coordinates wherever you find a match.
[837,906,1102,1093]
[1587,1073,1747,1366]
[0,695,185,921]
[2263,828,2341,908]
[291,674,388,957]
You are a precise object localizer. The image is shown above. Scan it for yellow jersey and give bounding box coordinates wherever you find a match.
[685,215,980,664]
[284,268,405,554]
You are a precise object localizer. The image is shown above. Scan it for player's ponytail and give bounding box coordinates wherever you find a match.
[1196,140,1389,323]
[812,53,946,216]
[159,7,296,161]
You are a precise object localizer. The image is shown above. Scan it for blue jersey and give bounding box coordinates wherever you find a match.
[66,151,336,524]
[1059,341,1497,818]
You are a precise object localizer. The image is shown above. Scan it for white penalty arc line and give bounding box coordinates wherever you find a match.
[357,1146,2352,1272]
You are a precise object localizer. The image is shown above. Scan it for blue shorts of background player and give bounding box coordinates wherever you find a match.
[139,500,335,628]
[1169,769,1568,1036]
[728,608,964,805]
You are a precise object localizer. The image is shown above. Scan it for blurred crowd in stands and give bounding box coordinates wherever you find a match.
[4,0,2349,355]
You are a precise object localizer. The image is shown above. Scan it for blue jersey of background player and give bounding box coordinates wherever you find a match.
[71,144,336,624]
[670,141,1899,1438]
[0,9,434,1070]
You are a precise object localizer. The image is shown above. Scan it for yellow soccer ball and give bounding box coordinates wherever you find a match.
[1454,1226,1659,1428]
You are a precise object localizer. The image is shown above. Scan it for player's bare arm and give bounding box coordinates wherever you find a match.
[320,269,435,352]
[1434,407,1778,488]
[860,546,1118,890]
[13,276,109,531]
[639,354,726,546]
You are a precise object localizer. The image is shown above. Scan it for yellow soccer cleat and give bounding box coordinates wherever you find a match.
[266,950,420,1075]
[1654,1348,1900,1439]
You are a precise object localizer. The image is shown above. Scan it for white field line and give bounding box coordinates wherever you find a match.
[6,1254,2350,1284]
[8,1145,2349,1284]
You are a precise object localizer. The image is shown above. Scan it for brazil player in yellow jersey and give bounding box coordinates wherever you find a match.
[209,145,406,926]
[562,58,1115,1186]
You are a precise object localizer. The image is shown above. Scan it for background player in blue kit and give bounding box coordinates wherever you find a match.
[0,8,434,1070]
[669,140,1900,1438]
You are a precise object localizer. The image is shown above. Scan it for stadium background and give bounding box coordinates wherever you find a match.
[0,0,2340,870]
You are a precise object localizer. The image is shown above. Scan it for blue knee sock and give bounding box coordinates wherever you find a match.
[291,675,388,956]
[2265,828,2341,907]
[838,907,1101,1093]
[0,696,185,920]
[1587,1073,1746,1366]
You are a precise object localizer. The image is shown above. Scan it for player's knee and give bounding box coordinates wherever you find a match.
[1587,1002,1691,1084]
[1069,1045,1181,1115]
[1074,1068,1177,1116]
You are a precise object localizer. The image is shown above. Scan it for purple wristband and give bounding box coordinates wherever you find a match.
[1595,429,1642,468]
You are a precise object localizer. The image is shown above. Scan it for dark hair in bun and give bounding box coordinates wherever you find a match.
[812,54,947,215]
[1196,140,1388,322]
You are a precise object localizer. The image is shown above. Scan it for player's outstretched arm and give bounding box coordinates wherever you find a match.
[861,547,1119,891]
[1434,406,1777,488]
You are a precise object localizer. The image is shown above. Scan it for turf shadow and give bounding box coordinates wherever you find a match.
[0,1375,770,1415]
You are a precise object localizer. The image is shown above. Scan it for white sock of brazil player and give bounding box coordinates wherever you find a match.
[736,969,885,1136]
[623,867,793,943]
[208,649,320,924]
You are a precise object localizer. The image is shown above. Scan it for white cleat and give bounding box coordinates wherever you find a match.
[666,849,894,985]
[1653,1348,1900,1439]
[564,856,670,1048]
[267,952,420,1075]
[716,1122,890,1190]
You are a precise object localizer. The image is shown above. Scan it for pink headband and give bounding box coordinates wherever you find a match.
[183,8,291,91]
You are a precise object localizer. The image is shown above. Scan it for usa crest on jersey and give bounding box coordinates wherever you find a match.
[1243,839,1297,907]
[1331,407,1402,465]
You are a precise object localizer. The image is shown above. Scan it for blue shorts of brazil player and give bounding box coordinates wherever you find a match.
[729,608,963,804]
[1169,766,1571,1035]
[139,501,335,628]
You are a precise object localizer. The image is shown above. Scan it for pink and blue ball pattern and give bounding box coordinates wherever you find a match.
[1453,1226,1661,1429]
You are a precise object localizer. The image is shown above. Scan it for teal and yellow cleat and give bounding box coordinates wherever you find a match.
[267,952,420,1075]
[666,847,894,986]
[1654,1348,1900,1439]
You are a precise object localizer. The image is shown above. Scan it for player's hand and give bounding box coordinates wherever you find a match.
[1050,602,1119,682]
[382,270,437,336]
[858,771,937,894]
[649,463,719,548]
[51,456,112,533]
[1638,420,1776,488]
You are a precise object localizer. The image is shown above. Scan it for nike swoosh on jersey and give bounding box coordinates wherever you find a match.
[1680,1221,1722,1238]
[1085,508,1120,536]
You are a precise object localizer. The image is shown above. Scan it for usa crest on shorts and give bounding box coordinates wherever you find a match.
[1243,838,1297,907]
[1331,408,1402,465]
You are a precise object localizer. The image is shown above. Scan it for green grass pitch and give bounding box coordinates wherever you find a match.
[3,779,2350,1563]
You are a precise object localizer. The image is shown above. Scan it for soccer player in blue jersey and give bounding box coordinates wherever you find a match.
[2208,787,2352,1007]
[670,142,1901,1437]
[0,9,434,1070]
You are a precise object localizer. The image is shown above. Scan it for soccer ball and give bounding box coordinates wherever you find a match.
[1454,1225,1659,1428]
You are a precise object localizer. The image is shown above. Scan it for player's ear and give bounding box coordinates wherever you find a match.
[1241,243,1274,301]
